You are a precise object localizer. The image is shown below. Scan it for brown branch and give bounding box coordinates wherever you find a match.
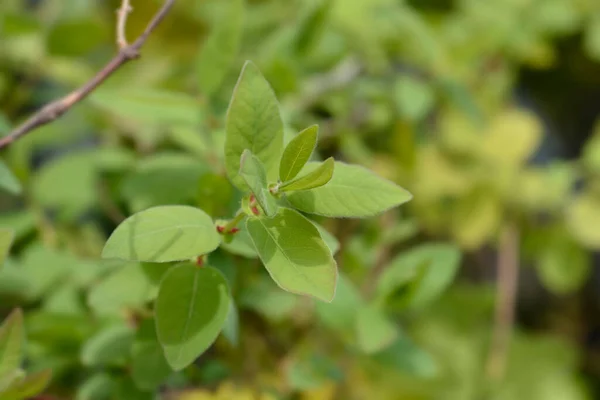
[0,0,176,150]
[117,0,133,49]
[486,222,520,382]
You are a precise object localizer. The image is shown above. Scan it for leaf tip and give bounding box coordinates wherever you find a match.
[241,60,259,74]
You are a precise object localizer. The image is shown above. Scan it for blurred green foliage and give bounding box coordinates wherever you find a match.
[1,0,600,399]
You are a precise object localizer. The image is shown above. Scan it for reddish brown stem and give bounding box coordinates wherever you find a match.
[0,0,176,149]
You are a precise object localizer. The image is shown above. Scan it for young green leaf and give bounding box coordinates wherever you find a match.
[225,61,284,189]
[0,309,23,378]
[294,0,332,54]
[76,374,114,400]
[376,243,461,310]
[279,125,318,182]
[155,264,230,371]
[0,229,14,269]
[240,277,299,322]
[91,88,202,128]
[240,150,278,217]
[0,370,24,393]
[0,161,21,195]
[102,206,220,263]
[246,208,337,302]
[131,320,171,391]
[355,305,398,354]
[312,222,340,255]
[81,325,135,367]
[197,0,245,97]
[88,263,163,317]
[0,369,51,400]
[315,274,362,335]
[287,162,412,217]
[280,157,334,192]
[222,303,239,347]
[373,337,438,378]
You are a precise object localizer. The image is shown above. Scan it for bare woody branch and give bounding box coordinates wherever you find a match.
[0,0,176,150]
[486,222,520,382]
[117,0,133,49]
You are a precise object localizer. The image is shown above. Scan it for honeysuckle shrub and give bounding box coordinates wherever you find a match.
[0,0,599,399]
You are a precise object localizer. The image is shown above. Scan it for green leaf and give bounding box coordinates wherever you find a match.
[0,370,24,393]
[197,0,245,97]
[155,264,230,371]
[567,192,600,248]
[287,162,412,217]
[102,206,220,263]
[373,337,438,378]
[114,378,153,400]
[131,320,171,391]
[481,110,542,166]
[394,76,435,122]
[0,161,21,195]
[91,88,202,128]
[313,222,340,255]
[315,274,362,336]
[280,157,334,192]
[294,0,332,54]
[120,153,209,212]
[225,61,284,189]
[376,243,461,310]
[240,150,278,217]
[0,229,14,269]
[286,353,342,391]
[355,305,398,354]
[31,151,98,220]
[239,278,299,322]
[88,263,164,317]
[279,125,318,182]
[246,208,337,302]
[197,173,235,216]
[221,303,239,347]
[0,369,51,400]
[585,13,600,62]
[537,233,590,294]
[76,374,114,400]
[81,325,135,367]
[0,310,23,378]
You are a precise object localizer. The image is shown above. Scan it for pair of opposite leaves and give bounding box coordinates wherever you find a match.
[100,61,412,371]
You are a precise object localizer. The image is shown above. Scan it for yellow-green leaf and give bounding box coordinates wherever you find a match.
[246,208,337,302]
[279,125,318,182]
[155,264,230,371]
[287,162,412,217]
[0,310,23,378]
[197,0,245,97]
[240,150,278,217]
[225,61,284,189]
[102,206,220,263]
[280,157,334,192]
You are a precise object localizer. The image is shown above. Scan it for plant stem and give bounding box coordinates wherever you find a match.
[117,0,134,49]
[0,0,176,149]
[222,211,246,233]
[486,222,520,383]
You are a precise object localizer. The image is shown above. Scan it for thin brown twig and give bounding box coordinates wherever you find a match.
[0,0,176,150]
[116,0,133,49]
[486,222,520,382]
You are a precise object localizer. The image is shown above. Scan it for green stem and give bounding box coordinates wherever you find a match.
[222,211,246,233]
